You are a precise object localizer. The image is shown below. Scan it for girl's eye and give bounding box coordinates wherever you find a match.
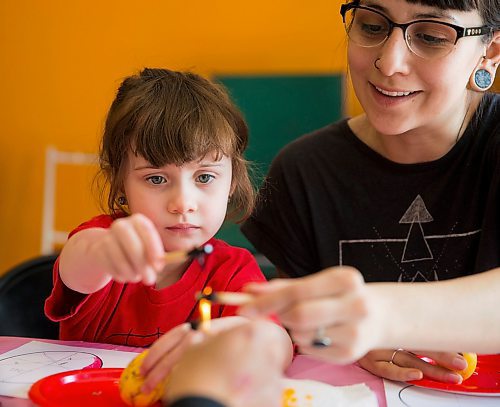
[197,174,215,184]
[146,175,166,185]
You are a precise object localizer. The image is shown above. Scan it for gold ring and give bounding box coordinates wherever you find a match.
[389,348,404,364]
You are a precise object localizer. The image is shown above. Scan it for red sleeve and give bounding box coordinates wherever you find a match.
[210,248,281,327]
[44,214,122,321]
[215,249,293,357]
[68,213,122,238]
[218,251,267,318]
[44,257,89,322]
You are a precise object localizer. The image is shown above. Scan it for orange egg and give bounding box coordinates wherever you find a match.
[456,352,478,381]
[119,350,169,407]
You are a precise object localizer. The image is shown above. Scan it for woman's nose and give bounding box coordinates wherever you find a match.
[375,28,412,76]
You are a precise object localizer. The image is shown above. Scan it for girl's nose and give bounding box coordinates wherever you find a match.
[375,28,412,77]
[167,187,197,214]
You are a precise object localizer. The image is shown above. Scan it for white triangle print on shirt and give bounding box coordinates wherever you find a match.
[338,195,481,282]
[400,195,434,263]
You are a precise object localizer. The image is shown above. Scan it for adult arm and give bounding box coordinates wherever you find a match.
[239,267,500,359]
[368,268,500,353]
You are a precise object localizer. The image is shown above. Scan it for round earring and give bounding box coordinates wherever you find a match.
[118,196,127,206]
[471,68,493,91]
[374,58,381,70]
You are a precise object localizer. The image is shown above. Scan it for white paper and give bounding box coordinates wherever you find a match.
[384,379,500,406]
[282,378,377,407]
[0,340,138,399]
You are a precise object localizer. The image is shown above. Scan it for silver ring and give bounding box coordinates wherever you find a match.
[389,348,404,364]
[374,58,381,70]
[312,326,332,348]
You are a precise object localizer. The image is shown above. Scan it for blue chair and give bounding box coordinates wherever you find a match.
[0,254,59,338]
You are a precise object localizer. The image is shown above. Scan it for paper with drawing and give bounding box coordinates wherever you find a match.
[0,341,379,405]
[0,341,137,398]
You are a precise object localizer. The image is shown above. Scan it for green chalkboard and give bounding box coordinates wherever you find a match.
[214,74,344,260]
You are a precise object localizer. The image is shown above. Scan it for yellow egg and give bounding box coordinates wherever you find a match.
[456,352,478,381]
[119,350,168,407]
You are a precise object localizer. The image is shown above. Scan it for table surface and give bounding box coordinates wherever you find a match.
[0,336,387,407]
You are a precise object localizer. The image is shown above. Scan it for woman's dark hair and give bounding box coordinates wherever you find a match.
[98,68,254,222]
[350,1,500,35]
[409,1,500,36]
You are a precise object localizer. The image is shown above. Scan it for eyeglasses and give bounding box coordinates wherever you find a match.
[340,3,492,59]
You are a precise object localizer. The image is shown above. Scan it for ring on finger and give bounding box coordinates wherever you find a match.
[389,348,405,365]
[311,326,332,348]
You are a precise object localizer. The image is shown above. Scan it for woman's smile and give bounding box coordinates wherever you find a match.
[369,82,421,108]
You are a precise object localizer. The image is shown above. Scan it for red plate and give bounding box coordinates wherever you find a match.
[28,368,162,406]
[409,354,500,396]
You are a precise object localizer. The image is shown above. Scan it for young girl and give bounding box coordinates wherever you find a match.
[45,68,274,348]
[242,0,500,384]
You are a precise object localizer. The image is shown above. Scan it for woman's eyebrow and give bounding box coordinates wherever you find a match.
[361,1,387,13]
[361,1,458,23]
[413,11,458,23]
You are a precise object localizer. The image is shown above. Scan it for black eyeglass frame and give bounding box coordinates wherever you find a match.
[340,2,492,47]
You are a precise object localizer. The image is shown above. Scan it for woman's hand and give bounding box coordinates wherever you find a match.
[140,317,248,393]
[357,349,466,383]
[163,321,289,407]
[239,266,382,364]
[140,323,202,393]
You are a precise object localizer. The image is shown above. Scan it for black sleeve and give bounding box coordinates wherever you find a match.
[476,106,500,271]
[169,396,226,407]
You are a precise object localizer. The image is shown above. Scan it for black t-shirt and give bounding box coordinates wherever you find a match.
[170,396,225,407]
[242,94,500,282]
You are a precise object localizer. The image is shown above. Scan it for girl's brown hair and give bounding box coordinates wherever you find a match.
[99,68,254,222]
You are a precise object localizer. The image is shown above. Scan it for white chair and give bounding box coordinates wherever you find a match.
[40,146,97,254]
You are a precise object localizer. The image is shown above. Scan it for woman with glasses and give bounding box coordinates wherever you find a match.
[241,0,500,384]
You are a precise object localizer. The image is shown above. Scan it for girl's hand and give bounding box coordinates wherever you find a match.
[357,349,466,383]
[89,213,165,285]
[238,266,381,364]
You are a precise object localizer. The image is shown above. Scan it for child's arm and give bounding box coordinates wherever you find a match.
[59,213,165,294]
[59,228,112,293]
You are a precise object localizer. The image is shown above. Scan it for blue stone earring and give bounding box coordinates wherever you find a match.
[473,68,492,90]
[118,196,127,206]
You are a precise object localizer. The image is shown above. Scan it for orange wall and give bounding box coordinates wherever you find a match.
[0,1,348,272]
[2,1,497,273]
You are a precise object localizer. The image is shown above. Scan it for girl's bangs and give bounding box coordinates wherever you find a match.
[131,108,236,167]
